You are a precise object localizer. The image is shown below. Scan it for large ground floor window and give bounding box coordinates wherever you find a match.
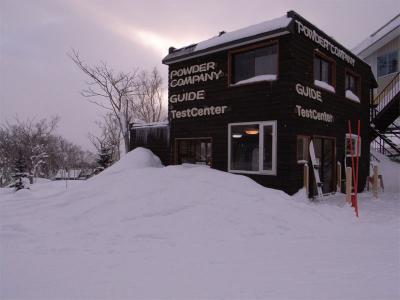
[228,121,277,175]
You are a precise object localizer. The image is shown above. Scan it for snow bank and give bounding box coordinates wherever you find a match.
[1,149,399,299]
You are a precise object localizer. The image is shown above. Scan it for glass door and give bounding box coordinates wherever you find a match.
[175,138,212,166]
[312,137,335,195]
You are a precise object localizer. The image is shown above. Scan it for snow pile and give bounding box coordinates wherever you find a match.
[1,149,399,299]
[100,147,162,176]
[195,15,291,52]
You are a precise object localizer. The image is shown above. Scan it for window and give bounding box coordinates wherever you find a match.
[314,52,335,92]
[345,134,361,157]
[297,136,310,163]
[345,71,360,102]
[377,51,398,77]
[231,43,278,85]
[176,138,212,165]
[228,121,277,175]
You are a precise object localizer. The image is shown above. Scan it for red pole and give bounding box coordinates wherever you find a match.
[347,120,360,218]
[348,121,356,208]
[354,120,361,218]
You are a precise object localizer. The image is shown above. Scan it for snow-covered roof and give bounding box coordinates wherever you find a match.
[54,169,82,179]
[352,13,400,57]
[195,16,291,52]
[131,120,169,129]
[163,15,292,64]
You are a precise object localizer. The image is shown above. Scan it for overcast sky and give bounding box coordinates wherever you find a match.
[1,0,399,150]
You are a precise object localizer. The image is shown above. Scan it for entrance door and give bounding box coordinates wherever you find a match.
[312,137,335,195]
[175,138,212,166]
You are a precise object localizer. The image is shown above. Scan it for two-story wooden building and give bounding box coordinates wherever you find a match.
[131,11,377,196]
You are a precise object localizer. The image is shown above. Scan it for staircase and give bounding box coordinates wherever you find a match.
[370,72,400,159]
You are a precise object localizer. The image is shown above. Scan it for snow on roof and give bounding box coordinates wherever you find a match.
[163,15,291,64]
[54,169,82,179]
[352,13,400,56]
[194,15,291,52]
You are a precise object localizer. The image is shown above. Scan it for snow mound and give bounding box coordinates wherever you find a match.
[101,147,162,176]
[1,149,399,299]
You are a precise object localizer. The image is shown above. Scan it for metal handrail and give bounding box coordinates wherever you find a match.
[387,121,400,139]
[373,72,400,118]
[371,128,400,156]
[370,151,380,163]
[371,138,395,157]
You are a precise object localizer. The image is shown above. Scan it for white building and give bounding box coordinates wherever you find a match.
[353,13,399,96]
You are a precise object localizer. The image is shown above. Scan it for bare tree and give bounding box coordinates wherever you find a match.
[69,50,137,153]
[0,116,96,187]
[133,68,165,123]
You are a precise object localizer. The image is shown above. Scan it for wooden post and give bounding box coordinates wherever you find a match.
[346,167,352,204]
[373,165,379,198]
[337,162,342,192]
[304,163,309,196]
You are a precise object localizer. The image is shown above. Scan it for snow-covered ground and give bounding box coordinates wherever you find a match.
[1,148,399,300]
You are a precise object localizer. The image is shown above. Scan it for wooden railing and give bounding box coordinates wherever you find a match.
[371,72,400,119]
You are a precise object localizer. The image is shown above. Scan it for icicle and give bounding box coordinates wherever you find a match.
[132,123,170,145]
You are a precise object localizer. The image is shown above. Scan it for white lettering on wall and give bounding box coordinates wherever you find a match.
[169,90,205,103]
[295,105,334,123]
[295,20,355,67]
[170,106,228,119]
[295,83,322,102]
[169,61,224,87]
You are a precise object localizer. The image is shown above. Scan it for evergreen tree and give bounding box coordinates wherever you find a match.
[96,146,112,172]
[11,154,30,191]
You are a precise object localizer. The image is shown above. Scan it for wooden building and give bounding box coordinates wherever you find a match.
[132,11,377,196]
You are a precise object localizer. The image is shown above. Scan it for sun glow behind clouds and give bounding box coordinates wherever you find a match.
[114,23,195,57]
[123,29,176,57]
[70,1,197,57]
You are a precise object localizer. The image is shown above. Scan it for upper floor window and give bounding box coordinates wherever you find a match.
[377,51,398,77]
[314,52,335,93]
[231,43,278,85]
[345,71,360,102]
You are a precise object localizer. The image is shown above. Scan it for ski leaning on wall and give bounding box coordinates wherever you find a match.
[309,140,323,198]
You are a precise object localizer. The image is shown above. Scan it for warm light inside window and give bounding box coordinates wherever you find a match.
[245,129,259,135]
